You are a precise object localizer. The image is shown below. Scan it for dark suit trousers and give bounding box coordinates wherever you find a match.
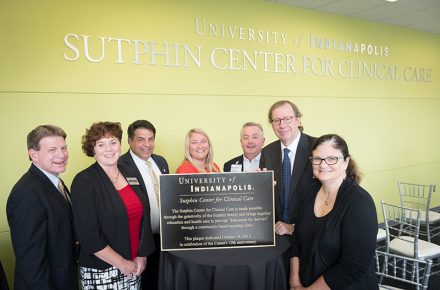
[0,261,9,290]
[142,233,160,290]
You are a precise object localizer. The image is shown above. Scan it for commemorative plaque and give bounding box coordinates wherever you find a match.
[160,171,274,250]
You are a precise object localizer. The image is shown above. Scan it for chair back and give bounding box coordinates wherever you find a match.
[375,250,432,290]
[381,201,422,259]
[398,180,435,215]
[398,181,440,243]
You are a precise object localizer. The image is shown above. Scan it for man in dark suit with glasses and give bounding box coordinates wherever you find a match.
[260,100,316,236]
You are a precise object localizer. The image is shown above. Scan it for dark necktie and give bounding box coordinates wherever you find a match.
[282,148,291,223]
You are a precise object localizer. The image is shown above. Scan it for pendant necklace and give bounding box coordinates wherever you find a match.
[112,170,120,185]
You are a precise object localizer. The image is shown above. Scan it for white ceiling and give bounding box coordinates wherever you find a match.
[265,0,440,34]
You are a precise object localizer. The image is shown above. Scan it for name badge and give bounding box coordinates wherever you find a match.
[126,177,140,185]
[230,164,242,172]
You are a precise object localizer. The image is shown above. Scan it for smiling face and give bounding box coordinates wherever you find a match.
[29,136,68,176]
[240,125,265,160]
[311,141,348,184]
[93,136,121,167]
[188,132,209,162]
[128,128,155,161]
[270,103,301,146]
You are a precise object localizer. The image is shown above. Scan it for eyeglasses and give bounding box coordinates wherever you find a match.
[309,156,345,165]
[271,116,295,126]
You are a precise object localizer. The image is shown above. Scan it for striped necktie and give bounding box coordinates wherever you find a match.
[146,160,160,206]
[282,148,291,223]
[58,179,71,204]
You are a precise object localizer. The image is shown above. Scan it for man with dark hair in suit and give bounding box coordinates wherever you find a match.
[7,125,78,290]
[260,100,316,236]
[119,119,169,290]
[223,122,265,172]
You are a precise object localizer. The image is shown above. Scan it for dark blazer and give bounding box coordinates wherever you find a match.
[118,151,168,289]
[223,155,244,172]
[71,162,155,269]
[119,151,169,196]
[6,164,78,290]
[259,133,316,223]
[291,178,378,289]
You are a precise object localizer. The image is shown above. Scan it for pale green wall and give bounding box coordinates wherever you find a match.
[1,0,439,286]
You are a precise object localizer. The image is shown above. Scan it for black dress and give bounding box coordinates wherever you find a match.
[291,178,379,289]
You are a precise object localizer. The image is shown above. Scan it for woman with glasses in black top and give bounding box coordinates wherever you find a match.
[289,134,378,290]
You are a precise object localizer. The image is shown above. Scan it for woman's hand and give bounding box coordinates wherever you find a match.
[290,275,304,290]
[132,256,147,276]
[117,259,138,276]
[94,246,137,276]
[290,257,304,290]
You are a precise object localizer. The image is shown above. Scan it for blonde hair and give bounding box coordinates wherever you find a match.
[183,128,218,173]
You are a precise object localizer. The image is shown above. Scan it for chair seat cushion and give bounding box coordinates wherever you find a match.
[426,210,440,223]
[379,285,404,290]
[377,228,387,242]
[408,210,440,223]
[390,236,440,259]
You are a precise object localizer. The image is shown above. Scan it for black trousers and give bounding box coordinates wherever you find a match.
[142,234,160,290]
[0,261,9,290]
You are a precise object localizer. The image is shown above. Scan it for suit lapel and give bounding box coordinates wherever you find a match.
[290,134,311,194]
[29,164,72,213]
[120,152,148,194]
[152,155,167,174]
[271,141,283,206]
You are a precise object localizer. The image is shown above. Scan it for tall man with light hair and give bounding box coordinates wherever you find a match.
[7,125,78,290]
[223,122,265,172]
[260,100,316,236]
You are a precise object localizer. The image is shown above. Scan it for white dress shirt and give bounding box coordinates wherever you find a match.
[130,150,161,234]
[280,132,301,174]
[243,153,261,172]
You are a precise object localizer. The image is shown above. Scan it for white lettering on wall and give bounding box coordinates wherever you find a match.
[62,18,433,84]
[310,32,389,57]
[63,34,201,68]
[195,17,287,45]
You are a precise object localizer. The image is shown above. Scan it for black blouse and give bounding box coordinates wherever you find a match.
[291,178,379,289]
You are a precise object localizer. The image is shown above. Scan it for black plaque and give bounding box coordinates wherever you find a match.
[160,171,275,250]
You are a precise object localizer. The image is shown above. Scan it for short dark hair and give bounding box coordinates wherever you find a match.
[312,134,362,183]
[27,125,66,150]
[127,120,156,140]
[81,122,122,157]
[268,100,304,132]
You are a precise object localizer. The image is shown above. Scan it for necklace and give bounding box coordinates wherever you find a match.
[324,194,330,206]
[323,190,333,206]
[112,170,120,185]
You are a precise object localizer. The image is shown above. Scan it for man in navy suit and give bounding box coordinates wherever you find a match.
[260,100,316,236]
[7,125,78,290]
[223,122,265,172]
[119,120,169,290]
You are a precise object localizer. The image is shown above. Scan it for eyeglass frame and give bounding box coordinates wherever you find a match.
[270,116,296,126]
[309,156,346,165]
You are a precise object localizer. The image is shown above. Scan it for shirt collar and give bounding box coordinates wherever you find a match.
[243,152,261,163]
[130,149,154,165]
[281,132,301,153]
[33,163,60,188]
